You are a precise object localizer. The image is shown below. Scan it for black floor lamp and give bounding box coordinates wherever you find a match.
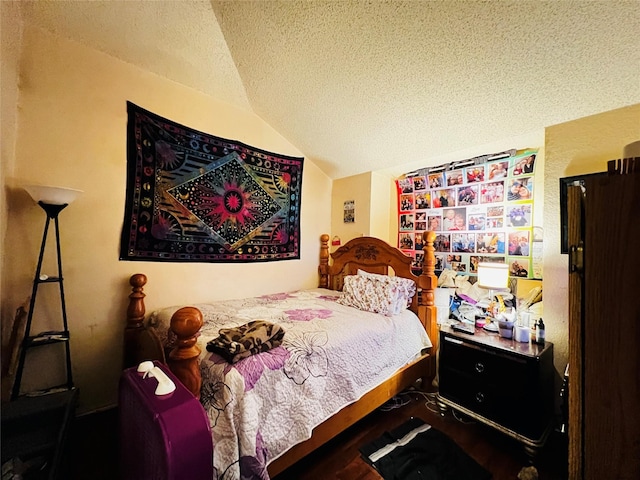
[11,185,83,400]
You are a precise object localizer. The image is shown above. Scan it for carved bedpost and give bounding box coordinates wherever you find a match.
[168,307,204,399]
[127,274,147,328]
[421,231,439,379]
[318,233,330,288]
[422,231,438,306]
[124,274,147,369]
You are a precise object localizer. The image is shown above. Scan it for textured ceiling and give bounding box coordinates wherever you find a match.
[20,1,640,179]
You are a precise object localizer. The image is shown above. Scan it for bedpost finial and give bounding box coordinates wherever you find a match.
[168,306,204,399]
[126,273,147,329]
[424,231,436,243]
[130,273,147,289]
[171,306,204,339]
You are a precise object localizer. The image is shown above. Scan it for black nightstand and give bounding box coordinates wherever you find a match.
[1,388,78,479]
[436,325,554,461]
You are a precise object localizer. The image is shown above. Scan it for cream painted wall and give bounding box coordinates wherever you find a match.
[542,103,640,385]
[0,1,22,341]
[330,172,394,247]
[369,172,393,242]
[330,172,371,248]
[1,26,331,412]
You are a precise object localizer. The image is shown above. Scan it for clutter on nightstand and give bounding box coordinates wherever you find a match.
[436,267,544,347]
[515,285,543,343]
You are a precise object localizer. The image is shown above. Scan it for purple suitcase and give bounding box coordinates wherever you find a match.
[119,361,213,480]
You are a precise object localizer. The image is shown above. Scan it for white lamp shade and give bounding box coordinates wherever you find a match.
[477,262,509,290]
[24,185,83,205]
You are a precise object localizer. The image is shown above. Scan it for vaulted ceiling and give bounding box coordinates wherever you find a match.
[20,1,640,179]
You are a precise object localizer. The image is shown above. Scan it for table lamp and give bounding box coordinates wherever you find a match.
[476,262,509,332]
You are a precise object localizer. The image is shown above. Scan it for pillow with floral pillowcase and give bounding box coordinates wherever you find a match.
[337,271,416,316]
[337,274,396,315]
[356,270,417,314]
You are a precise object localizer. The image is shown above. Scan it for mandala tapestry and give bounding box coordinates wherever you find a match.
[120,102,303,263]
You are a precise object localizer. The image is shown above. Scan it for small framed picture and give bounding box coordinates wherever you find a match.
[343,200,355,223]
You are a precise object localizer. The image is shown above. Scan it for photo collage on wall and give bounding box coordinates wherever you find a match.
[397,149,538,280]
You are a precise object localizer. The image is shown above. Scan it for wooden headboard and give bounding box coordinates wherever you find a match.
[123,231,439,397]
[319,232,438,344]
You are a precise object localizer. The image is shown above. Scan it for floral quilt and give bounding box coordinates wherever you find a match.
[149,288,432,479]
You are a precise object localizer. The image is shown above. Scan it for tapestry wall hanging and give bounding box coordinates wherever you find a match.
[396,148,540,280]
[120,102,303,263]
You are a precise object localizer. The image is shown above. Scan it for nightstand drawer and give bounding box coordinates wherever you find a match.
[439,365,542,435]
[439,367,496,418]
[440,334,528,389]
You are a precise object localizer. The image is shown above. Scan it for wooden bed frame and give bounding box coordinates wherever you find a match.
[123,231,439,477]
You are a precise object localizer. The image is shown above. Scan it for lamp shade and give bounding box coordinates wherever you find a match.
[24,185,83,205]
[477,262,509,290]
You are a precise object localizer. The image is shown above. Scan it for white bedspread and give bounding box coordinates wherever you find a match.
[149,288,432,479]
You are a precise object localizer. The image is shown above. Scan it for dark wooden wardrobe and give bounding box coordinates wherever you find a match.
[566,158,640,480]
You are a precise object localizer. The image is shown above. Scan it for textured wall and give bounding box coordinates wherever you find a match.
[543,103,640,391]
[1,26,331,413]
[0,1,22,344]
[19,1,640,179]
[331,172,372,246]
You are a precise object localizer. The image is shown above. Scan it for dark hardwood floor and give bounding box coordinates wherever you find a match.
[68,390,567,479]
